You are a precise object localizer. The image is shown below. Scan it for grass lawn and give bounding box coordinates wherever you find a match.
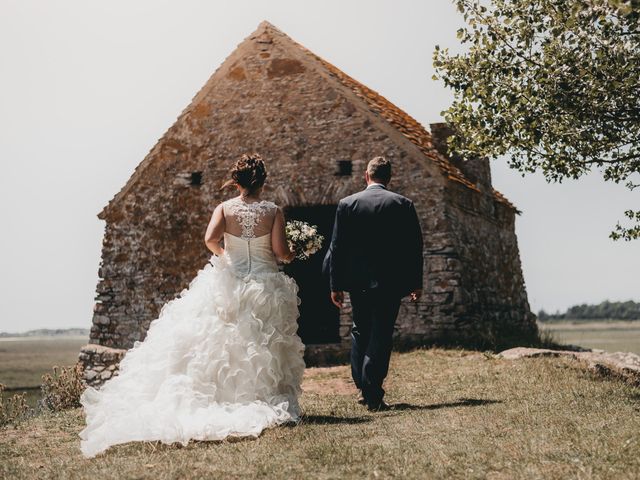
[0,336,88,408]
[538,321,640,355]
[0,336,88,388]
[1,348,638,479]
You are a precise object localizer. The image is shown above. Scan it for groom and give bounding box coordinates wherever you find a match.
[322,156,423,411]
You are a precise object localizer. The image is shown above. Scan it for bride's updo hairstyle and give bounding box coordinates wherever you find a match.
[220,153,268,195]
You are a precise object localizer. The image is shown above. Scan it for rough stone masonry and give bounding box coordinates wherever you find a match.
[79,21,538,387]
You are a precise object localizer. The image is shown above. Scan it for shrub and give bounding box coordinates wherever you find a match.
[0,384,30,428]
[534,328,563,350]
[40,363,85,412]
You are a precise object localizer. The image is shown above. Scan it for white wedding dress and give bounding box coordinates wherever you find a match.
[79,197,306,458]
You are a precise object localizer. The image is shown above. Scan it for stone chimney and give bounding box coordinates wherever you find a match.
[430,122,492,192]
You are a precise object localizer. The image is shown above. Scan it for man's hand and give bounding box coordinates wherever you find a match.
[281,250,296,264]
[409,289,422,302]
[330,291,344,309]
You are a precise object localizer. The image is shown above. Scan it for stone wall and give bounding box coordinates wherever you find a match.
[81,22,537,386]
[78,344,126,387]
[428,122,539,349]
[443,179,538,349]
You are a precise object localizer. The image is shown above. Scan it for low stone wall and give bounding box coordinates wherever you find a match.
[78,344,127,387]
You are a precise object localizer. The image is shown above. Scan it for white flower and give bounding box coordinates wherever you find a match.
[285,220,324,262]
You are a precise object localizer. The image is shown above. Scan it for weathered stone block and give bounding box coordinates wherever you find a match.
[94,315,110,326]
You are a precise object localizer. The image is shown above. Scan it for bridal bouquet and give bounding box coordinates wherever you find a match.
[285,220,324,261]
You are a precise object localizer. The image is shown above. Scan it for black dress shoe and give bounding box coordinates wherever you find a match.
[367,401,391,412]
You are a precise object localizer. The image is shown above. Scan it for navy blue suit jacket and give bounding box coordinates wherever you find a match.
[322,184,423,298]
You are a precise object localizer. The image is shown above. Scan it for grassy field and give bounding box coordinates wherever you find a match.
[1,348,639,479]
[0,336,88,407]
[538,320,640,355]
[1,321,638,410]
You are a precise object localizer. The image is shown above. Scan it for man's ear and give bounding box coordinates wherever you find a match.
[364,170,369,183]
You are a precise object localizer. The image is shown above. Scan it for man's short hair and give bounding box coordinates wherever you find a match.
[367,156,392,183]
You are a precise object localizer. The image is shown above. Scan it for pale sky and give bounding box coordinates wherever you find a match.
[0,0,637,333]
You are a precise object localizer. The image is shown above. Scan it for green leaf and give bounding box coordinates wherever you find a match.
[433,0,640,241]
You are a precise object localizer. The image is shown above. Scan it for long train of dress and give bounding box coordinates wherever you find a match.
[79,245,306,458]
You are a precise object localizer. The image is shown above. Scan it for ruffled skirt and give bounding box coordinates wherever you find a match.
[79,255,306,458]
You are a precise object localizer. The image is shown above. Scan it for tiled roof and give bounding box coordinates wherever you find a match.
[277,25,517,210]
[491,188,519,212]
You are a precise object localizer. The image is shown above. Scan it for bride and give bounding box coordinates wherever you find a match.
[79,153,306,458]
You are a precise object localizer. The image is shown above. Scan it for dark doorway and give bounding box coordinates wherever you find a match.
[283,205,340,344]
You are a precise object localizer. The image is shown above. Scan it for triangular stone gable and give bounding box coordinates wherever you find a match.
[98,21,514,219]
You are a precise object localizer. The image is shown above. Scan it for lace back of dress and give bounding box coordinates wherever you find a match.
[223,197,277,239]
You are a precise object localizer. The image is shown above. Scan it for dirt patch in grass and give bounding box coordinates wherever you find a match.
[302,365,356,396]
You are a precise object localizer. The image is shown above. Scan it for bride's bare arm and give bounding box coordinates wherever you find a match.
[271,207,295,263]
[204,204,225,255]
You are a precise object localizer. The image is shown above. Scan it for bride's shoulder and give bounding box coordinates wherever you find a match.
[264,200,280,218]
[216,197,238,217]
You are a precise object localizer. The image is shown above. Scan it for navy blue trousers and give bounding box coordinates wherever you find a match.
[348,288,401,408]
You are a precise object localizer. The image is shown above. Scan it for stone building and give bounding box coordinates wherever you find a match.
[79,21,538,386]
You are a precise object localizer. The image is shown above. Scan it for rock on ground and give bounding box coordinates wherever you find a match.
[498,346,640,387]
